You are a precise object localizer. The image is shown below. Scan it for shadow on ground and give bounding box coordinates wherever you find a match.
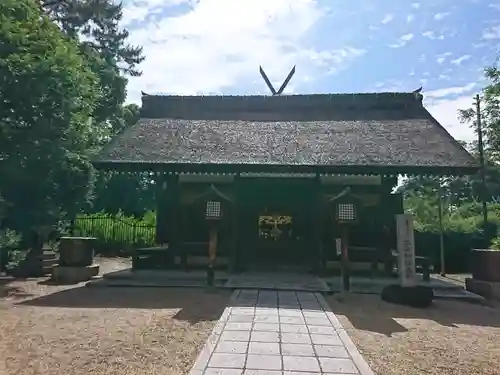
[18,285,231,323]
[327,293,500,336]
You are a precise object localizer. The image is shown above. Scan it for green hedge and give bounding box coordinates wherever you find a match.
[74,211,156,254]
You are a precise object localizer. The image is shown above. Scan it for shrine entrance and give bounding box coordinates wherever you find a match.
[237,178,317,271]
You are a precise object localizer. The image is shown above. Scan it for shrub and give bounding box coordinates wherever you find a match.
[73,211,156,254]
[0,229,22,272]
[491,237,500,250]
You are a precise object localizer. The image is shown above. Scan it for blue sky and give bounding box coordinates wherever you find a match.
[122,0,500,141]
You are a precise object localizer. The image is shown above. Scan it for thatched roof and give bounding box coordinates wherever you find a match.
[94,93,478,175]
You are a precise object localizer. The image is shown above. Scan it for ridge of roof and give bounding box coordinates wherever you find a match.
[140,91,425,119]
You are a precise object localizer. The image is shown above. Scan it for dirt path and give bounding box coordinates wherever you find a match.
[326,293,500,375]
[0,258,231,375]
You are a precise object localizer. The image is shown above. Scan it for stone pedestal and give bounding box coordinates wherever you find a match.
[52,264,100,284]
[466,277,500,300]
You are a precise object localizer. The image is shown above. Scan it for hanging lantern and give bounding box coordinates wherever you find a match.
[205,200,222,220]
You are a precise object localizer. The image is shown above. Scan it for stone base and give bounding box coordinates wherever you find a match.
[52,264,100,284]
[466,277,500,300]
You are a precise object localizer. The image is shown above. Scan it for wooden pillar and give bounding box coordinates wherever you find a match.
[154,173,168,244]
[312,175,324,273]
[231,174,241,272]
[340,224,351,291]
[379,177,399,276]
[207,221,217,285]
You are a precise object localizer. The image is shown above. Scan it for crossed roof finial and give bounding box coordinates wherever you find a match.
[259,65,296,96]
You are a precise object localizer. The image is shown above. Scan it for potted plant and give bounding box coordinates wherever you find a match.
[471,237,500,282]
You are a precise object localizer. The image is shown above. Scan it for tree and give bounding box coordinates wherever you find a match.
[0,0,99,233]
[459,64,500,163]
[40,0,145,125]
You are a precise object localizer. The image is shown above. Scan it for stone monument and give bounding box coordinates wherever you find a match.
[51,237,99,283]
[396,214,417,287]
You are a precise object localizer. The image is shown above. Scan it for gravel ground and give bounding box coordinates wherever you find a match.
[0,257,231,375]
[326,293,500,375]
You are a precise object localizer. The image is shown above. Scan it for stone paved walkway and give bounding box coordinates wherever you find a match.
[190,289,374,374]
[224,272,330,292]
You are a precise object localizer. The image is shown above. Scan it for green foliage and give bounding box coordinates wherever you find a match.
[0,229,22,249]
[74,211,156,253]
[0,0,100,232]
[0,229,23,272]
[41,0,145,127]
[491,237,500,250]
[0,0,145,236]
[406,191,500,233]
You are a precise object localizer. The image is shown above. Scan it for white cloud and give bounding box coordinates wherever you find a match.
[425,83,477,99]
[381,14,394,24]
[434,12,451,20]
[425,84,479,141]
[411,3,420,9]
[436,51,452,64]
[422,30,444,40]
[482,25,500,40]
[389,33,414,48]
[451,54,472,65]
[407,14,414,23]
[123,0,365,103]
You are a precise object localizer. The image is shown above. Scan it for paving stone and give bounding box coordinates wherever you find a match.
[228,315,254,323]
[302,310,328,318]
[319,357,360,373]
[283,355,321,372]
[254,308,278,316]
[311,333,343,346]
[304,316,332,326]
[299,303,321,310]
[213,322,226,335]
[231,307,255,315]
[325,311,344,328]
[225,322,253,331]
[279,304,301,310]
[307,324,336,335]
[314,344,350,358]
[189,290,374,375]
[248,342,280,355]
[245,354,282,371]
[280,323,309,334]
[254,315,279,323]
[281,332,311,344]
[281,343,315,356]
[280,316,305,324]
[251,330,280,343]
[278,309,303,317]
[204,369,243,375]
[253,323,279,332]
[208,353,246,369]
[220,330,251,342]
[215,341,249,354]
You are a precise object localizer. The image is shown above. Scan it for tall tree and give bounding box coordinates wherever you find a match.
[41,0,145,125]
[459,64,500,162]
[0,0,99,232]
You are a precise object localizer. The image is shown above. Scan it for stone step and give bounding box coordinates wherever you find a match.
[42,251,58,260]
[42,258,58,266]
